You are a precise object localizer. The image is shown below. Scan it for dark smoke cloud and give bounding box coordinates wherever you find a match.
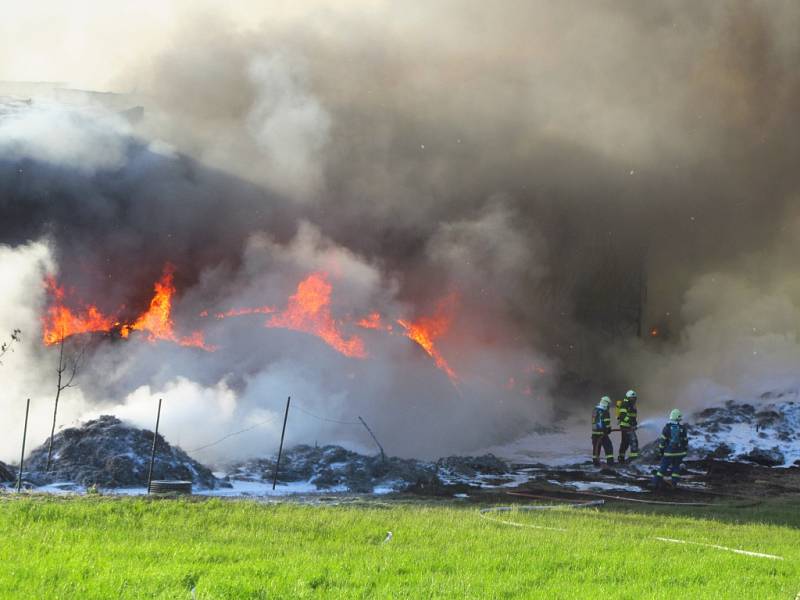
[1,1,799,459]
[129,1,800,380]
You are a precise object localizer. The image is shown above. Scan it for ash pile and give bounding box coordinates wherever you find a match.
[225,444,513,494]
[24,415,217,489]
[639,394,800,467]
[0,461,15,484]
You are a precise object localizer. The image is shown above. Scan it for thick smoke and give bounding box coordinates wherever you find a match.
[1,1,799,462]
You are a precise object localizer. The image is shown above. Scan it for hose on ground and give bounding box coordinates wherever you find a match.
[478,499,604,531]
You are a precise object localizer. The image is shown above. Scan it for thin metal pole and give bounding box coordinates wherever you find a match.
[358,416,385,462]
[146,398,163,494]
[17,399,30,493]
[272,396,291,490]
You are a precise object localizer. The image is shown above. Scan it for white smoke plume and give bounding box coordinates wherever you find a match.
[1,1,799,465]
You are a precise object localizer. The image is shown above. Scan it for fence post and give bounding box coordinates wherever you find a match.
[146,398,163,494]
[16,398,30,493]
[358,416,386,463]
[272,396,291,490]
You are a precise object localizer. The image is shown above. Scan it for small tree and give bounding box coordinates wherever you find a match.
[45,330,87,471]
[0,329,21,365]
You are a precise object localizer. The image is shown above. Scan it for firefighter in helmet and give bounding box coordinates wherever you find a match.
[591,396,614,466]
[617,389,639,463]
[652,409,689,489]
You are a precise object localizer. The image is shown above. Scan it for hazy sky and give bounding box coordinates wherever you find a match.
[0,1,370,89]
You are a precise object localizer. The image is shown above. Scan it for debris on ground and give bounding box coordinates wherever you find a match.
[223,445,517,494]
[0,461,15,483]
[634,397,800,466]
[22,415,218,489]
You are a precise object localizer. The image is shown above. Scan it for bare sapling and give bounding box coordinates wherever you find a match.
[45,329,87,471]
[0,328,22,365]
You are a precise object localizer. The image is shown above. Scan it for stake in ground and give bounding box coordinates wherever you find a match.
[0,496,796,598]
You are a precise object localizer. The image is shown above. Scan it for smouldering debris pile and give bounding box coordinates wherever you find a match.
[639,395,800,467]
[23,415,218,488]
[224,444,515,494]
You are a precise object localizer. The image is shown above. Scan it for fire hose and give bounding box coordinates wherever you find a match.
[478,498,781,559]
[507,490,761,508]
[478,499,604,531]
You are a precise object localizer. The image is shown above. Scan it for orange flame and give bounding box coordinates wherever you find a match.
[120,267,212,349]
[215,306,275,320]
[356,312,393,332]
[42,267,213,351]
[42,277,116,344]
[267,272,366,358]
[397,293,458,382]
[43,267,465,375]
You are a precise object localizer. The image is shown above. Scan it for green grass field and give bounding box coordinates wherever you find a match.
[0,494,797,599]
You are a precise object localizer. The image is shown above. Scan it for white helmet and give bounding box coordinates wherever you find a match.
[625,390,637,400]
[669,408,682,421]
[599,396,611,409]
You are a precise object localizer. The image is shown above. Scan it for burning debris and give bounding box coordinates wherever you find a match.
[265,272,366,359]
[22,415,217,489]
[42,266,212,350]
[396,293,459,384]
[43,266,463,381]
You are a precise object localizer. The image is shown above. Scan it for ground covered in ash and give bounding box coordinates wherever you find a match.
[7,395,800,499]
[637,395,800,467]
[0,461,14,483]
[223,445,514,494]
[22,415,217,489]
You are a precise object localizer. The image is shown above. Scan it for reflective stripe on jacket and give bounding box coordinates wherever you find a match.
[658,421,688,456]
[592,406,612,435]
[617,398,638,428]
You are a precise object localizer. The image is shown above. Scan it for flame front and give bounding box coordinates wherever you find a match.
[215,306,275,319]
[267,272,366,358]
[42,277,115,344]
[42,267,212,350]
[120,267,212,349]
[397,293,458,383]
[356,312,393,331]
[42,268,464,381]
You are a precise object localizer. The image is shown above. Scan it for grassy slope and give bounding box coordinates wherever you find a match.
[0,495,797,599]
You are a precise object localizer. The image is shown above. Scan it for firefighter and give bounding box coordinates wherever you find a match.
[652,409,689,489]
[591,396,614,466]
[617,389,639,463]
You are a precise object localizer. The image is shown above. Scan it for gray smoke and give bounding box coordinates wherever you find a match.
[1,1,799,461]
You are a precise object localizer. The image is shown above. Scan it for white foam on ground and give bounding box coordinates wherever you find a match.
[688,397,800,467]
[477,416,660,466]
[26,478,397,497]
[562,480,644,493]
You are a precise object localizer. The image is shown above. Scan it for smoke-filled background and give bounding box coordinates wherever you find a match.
[1,0,799,463]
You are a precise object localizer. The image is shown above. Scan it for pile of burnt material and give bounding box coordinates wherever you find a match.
[639,395,800,467]
[0,461,15,484]
[226,444,512,494]
[24,415,217,489]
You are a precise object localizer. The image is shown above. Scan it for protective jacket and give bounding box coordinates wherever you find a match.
[617,398,638,429]
[658,422,688,457]
[592,405,612,436]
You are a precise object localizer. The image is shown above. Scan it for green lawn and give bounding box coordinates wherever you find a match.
[0,494,797,599]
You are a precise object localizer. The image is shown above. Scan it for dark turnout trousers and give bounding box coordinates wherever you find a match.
[592,434,614,466]
[618,428,639,461]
